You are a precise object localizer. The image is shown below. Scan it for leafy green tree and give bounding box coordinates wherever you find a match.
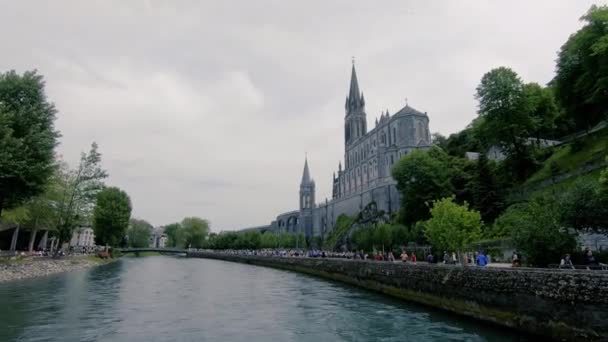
[128,218,152,248]
[490,203,528,238]
[260,231,278,248]
[55,143,108,245]
[0,70,60,215]
[553,5,608,132]
[164,222,184,248]
[423,197,482,261]
[93,187,132,247]
[439,121,484,158]
[476,67,539,181]
[181,217,209,248]
[523,83,558,141]
[235,230,261,250]
[471,153,503,224]
[560,179,608,234]
[508,197,578,267]
[372,223,393,251]
[392,147,453,226]
[352,227,373,252]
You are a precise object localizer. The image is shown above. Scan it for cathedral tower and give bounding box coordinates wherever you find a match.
[299,156,315,237]
[344,62,367,146]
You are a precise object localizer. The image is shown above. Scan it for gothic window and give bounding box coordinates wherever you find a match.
[390,155,394,164]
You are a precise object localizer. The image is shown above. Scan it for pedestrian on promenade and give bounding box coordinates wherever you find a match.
[560,254,574,269]
[584,248,597,266]
[387,252,395,262]
[511,251,521,267]
[400,251,409,263]
[443,251,450,264]
[476,251,488,267]
[411,253,417,263]
[426,253,434,263]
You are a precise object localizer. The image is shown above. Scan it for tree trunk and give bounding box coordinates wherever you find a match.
[39,231,48,250]
[10,225,20,252]
[28,229,38,252]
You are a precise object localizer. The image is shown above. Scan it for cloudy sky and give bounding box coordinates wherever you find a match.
[1,1,605,230]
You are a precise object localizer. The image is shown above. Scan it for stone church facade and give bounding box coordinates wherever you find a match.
[244,64,432,238]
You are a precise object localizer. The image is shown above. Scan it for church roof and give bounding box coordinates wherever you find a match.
[394,104,427,117]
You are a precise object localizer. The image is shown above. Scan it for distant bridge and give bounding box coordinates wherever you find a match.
[118,248,187,254]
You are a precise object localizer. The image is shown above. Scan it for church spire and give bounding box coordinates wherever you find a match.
[301,155,311,185]
[348,62,361,106]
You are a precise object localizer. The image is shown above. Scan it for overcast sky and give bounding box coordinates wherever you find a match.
[1,1,606,231]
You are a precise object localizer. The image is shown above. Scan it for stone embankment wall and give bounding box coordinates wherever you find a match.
[0,256,107,283]
[188,252,608,341]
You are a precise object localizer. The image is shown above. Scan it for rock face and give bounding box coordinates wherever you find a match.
[0,257,104,283]
[188,252,608,341]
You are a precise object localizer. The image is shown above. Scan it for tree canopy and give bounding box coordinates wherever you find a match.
[423,197,482,256]
[553,5,608,131]
[392,147,453,226]
[0,70,60,215]
[181,217,209,249]
[128,218,152,248]
[93,187,132,247]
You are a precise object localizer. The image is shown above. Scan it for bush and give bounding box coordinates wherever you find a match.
[507,196,578,267]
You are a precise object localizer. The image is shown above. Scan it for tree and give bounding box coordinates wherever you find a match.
[508,197,578,267]
[55,143,108,246]
[352,227,373,252]
[423,197,482,262]
[128,218,152,248]
[392,147,453,226]
[560,179,608,234]
[523,83,558,141]
[471,153,503,224]
[372,223,393,251]
[93,187,132,247]
[164,222,184,248]
[476,67,536,181]
[553,5,608,132]
[0,70,60,215]
[181,217,209,249]
[260,231,278,248]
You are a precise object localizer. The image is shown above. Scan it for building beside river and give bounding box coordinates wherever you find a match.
[243,63,432,237]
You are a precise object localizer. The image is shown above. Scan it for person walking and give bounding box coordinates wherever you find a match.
[511,251,520,267]
[476,251,488,267]
[400,251,409,263]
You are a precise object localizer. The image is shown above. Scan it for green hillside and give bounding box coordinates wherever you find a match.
[524,127,607,187]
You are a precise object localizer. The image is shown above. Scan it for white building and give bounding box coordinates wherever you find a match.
[149,227,168,248]
[70,226,96,247]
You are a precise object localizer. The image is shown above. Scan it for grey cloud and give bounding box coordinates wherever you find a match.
[1,0,604,229]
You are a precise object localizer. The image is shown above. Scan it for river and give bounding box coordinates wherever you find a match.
[0,256,526,341]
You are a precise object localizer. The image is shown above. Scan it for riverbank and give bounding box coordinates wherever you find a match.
[0,256,114,283]
[188,252,608,341]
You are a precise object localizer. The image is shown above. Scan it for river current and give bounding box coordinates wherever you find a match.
[0,256,525,341]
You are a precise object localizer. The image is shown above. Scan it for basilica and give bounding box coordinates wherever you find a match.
[243,63,432,237]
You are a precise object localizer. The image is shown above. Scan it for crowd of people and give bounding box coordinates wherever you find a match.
[198,248,501,267]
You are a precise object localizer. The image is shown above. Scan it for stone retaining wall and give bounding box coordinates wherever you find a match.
[187,252,608,341]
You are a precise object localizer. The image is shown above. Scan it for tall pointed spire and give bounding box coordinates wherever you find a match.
[301,155,311,185]
[348,62,361,106]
